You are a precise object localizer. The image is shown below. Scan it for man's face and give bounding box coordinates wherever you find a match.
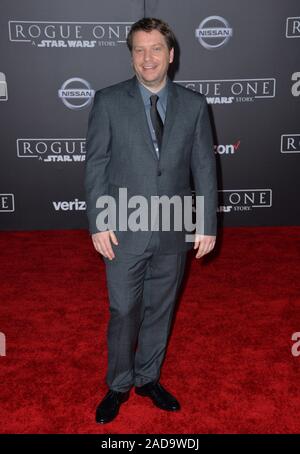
[131,29,174,89]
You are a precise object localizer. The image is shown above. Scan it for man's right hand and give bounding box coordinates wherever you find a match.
[91,230,119,260]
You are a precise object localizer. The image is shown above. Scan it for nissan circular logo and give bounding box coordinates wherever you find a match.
[195,16,233,49]
[58,77,95,110]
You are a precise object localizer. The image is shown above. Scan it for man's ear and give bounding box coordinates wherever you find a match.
[169,47,174,64]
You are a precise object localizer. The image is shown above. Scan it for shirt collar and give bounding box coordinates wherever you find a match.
[138,77,169,107]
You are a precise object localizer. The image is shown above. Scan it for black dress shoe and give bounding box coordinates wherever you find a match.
[95,389,130,424]
[135,382,180,411]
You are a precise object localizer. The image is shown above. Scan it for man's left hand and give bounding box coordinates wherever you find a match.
[194,234,216,259]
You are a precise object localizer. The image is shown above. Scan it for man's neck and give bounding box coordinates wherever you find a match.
[137,77,167,94]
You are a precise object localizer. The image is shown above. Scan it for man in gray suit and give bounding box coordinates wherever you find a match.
[85,17,217,424]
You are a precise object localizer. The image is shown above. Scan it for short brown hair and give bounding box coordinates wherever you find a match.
[126,17,176,52]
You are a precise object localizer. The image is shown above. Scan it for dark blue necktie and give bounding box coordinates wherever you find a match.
[150,95,164,151]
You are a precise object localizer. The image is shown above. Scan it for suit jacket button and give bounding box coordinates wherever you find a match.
[157,170,162,176]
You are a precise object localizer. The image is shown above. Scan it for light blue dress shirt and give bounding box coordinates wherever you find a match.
[138,79,168,157]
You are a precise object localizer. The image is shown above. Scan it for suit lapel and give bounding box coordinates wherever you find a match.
[160,78,178,159]
[127,76,158,160]
[126,75,179,162]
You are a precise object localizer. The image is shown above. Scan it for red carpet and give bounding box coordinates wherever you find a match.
[0,226,300,434]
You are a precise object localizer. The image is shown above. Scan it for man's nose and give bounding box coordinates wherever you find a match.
[143,50,152,61]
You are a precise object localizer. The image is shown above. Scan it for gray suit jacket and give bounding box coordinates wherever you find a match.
[85,75,217,254]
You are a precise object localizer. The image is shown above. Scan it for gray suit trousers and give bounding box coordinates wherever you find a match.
[103,231,187,392]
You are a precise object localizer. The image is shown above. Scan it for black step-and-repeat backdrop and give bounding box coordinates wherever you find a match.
[0,0,299,231]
